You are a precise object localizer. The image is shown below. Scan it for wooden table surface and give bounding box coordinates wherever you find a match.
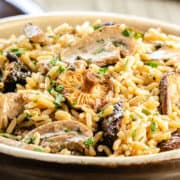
[35,0,180,25]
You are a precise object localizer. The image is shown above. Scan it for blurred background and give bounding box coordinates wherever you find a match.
[0,0,179,24]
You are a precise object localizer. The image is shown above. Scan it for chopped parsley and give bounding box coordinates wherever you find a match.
[50,57,59,66]
[64,127,71,133]
[0,133,15,139]
[129,114,136,121]
[0,51,3,55]
[83,137,94,147]
[51,80,57,86]
[144,62,158,68]
[151,121,157,134]
[122,29,132,37]
[56,84,64,92]
[33,147,45,152]
[10,48,26,57]
[122,29,143,39]
[24,111,31,120]
[54,93,63,107]
[98,66,108,74]
[93,47,105,55]
[133,32,144,39]
[57,65,65,73]
[142,108,151,115]
[32,60,37,65]
[72,101,77,106]
[93,24,102,30]
[24,137,35,144]
[54,34,61,40]
[132,129,137,139]
[48,86,54,93]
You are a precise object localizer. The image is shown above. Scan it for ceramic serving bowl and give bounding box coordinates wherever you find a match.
[0,12,180,180]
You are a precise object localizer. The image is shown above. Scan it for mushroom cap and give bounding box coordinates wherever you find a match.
[57,69,114,111]
[24,23,45,43]
[61,25,137,66]
[160,71,180,115]
[23,120,93,154]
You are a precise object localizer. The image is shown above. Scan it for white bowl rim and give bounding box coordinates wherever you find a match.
[0,12,180,166]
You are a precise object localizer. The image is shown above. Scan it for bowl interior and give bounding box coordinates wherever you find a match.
[0,12,180,166]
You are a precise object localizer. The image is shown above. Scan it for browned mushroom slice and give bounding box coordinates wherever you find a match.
[61,25,137,66]
[0,136,49,152]
[0,93,24,128]
[24,23,45,43]
[57,69,114,111]
[100,101,123,146]
[159,71,180,114]
[159,129,180,151]
[23,120,93,154]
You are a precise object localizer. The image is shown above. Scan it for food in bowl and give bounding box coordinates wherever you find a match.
[0,20,180,157]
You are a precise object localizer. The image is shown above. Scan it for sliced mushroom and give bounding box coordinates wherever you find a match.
[57,69,114,111]
[36,59,51,75]
[0,93,24,129]
[23,120,93,154]
[100,101,123,146]
[61,25,137,66]
[159,129,180,151]
[159,71,180,114]
[0,136,49,152]
[24,23,45,43]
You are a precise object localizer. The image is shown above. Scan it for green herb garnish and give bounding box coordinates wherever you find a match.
[57,65,65,73]
[32,60,37,65]
[0,51,3,55]
[24,111,31,120]
[0,133,12,138]
[64,128,71,133]
[54,93,63,107]
[93,48,105,55]
[72,101,77,106]
[48,86,54,94]
[24,137,35,144]
[144,62,158,68]
[151,121,157,134]
[33,147,45,152]
[129,114,136,121]
[11,48,22,57]
[122,28,143,39]
[56,84,64,92]
[83,137,94,147]
[133,32,144,39]
[54,34,61,40]
[50,57,58,66]
[142,108,151,115]
[93,24,102,30]
[122,29,132,37]
[132,129,137,139]
[98,66,108,74]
